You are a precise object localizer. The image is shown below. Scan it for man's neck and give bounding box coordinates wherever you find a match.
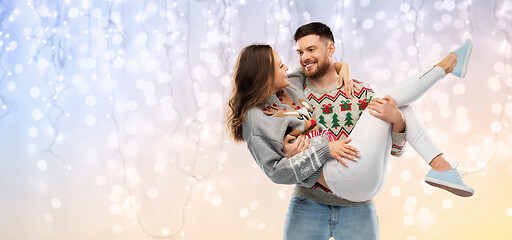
[307,67,339,89]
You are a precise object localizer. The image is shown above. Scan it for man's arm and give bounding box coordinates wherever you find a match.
[367,95,407,156]
[367,95,405,132]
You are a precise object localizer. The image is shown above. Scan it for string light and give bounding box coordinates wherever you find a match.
[28,0,71,167]
[0,2,13,118]
[400,0,425,69]
[463,0,512,175]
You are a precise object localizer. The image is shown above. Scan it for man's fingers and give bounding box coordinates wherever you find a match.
[368,101,384,108]
[382,95,394,101]
[347,145,359,152]
[367,105,381,114]
[335,156,348,167]
[371,98,386,104]
[342,153,358,162]
[344,149,360,159]
[369,110,381,118]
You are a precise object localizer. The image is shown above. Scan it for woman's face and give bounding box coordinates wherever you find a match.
[270,50,290,94]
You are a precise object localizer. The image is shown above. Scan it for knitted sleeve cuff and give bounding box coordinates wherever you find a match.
[298,165,324,188]
[391,130,407,157]
[296,135,331,187]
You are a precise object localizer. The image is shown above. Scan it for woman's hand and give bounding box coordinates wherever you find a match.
[328,139,360,167]
[282,134,310,158]
[334,62,359,99]
[367,95,405,132]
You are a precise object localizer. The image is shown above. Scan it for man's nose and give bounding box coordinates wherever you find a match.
[301,52,310,62]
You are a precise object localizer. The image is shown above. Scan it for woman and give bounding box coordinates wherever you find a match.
[226,42,474,202]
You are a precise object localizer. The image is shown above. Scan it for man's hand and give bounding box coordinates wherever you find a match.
[282,134,310,158]
[328,139,360,167]
[367,95,405,132]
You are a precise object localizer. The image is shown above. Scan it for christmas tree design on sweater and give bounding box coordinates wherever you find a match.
[304,79,374,140]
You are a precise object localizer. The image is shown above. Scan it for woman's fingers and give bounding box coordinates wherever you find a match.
[344,78,352,97]
[284,134,296,144]
[293,135,309,153]
[299,136,308,150]
[302,139,310,151]
[349,78,354,96]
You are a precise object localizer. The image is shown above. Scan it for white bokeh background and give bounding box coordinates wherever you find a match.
[0,0,511,239]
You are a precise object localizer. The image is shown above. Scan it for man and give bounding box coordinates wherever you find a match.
[281,22,407,240]
[282,22,468,240]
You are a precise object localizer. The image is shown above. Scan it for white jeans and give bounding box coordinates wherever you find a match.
[323,67,446,202]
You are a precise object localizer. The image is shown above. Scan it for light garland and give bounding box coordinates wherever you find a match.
[0,1,12,119]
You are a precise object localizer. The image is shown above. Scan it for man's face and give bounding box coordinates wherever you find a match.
[296,34,333,78]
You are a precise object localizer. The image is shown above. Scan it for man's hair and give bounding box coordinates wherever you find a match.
[294,22,335,43]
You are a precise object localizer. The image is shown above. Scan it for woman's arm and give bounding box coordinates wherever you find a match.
[334,62,358,98]
[282,133,360,168]
[246,134,331,187]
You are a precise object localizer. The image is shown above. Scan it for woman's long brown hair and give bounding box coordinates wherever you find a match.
[226,44,275,142]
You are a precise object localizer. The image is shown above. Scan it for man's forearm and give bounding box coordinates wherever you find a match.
[392,111,406,133]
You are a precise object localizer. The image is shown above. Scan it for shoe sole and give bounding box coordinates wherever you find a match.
[455,40,473,78]
[425,178,474,197]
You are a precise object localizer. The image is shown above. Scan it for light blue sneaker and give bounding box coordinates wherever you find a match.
[425,162,474,197]
[451,39,473,78]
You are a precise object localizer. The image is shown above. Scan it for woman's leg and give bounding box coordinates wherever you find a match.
[362,105,444,198]
[323,63,451,202]
[401,105,443,163]
[322,41,474,201]
[374,66,446,107]
[322,109,393,202]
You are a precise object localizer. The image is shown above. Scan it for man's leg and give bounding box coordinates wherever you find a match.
[331,203,379,240]
[283,196,331,240]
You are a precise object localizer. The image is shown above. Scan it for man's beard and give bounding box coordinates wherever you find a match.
[303,57,330,79]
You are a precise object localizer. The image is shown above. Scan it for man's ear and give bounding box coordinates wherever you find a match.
[328,42,335,57]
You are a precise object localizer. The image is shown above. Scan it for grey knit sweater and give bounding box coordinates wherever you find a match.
[242,72,331,187]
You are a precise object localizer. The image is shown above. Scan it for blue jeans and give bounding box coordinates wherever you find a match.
[283,196,379,240]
